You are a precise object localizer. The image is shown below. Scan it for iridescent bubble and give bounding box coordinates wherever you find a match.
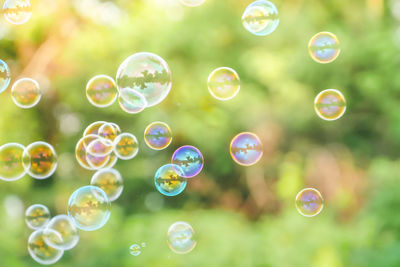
[167,221,196,254]
[103,152,118,169]
[113,133,139,160]
[0,143,26,181]
[295,188,324,217]
[11,78,41,109]
[83,121,107,136]
[87,137,114,157]
[207,67,240,101]
[314,89,346,121]
[308,32,340,64]
[180,0,206,7]
[171,146,203,178]
[144,121,172,150]
[23,142,57,179]
[86,152,110,170]
[118,87,147,114]
[98,123,119,141]
[28,229,64,265]
[25,204,50,230]
[90,168,123,202]
[43,214,79,250]
[154,164,186,196]
[75,134,98,170]
[230,132,263,166]
[67,185,111,231]
[129,244,141,256]
[242,0,279,36]
[0,59,11,93]
[86,75,118,108]
[116,52,172,107]
[3,0,32,25]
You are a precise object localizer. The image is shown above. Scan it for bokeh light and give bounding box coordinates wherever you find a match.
[242,0,279,36]
[144,121,172,150]
[3,0,32,25]
[314,89,346,121]
[28,229,64,265]
[167,221,196,254]
[295,188,324,217]
[308,32,341,64]
[230,132,263,166]
[154,164,186,196]
[207,67,240,101]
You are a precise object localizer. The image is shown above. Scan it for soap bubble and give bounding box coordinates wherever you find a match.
[180,0,206,7]
[90,168,123,201]
[207,67,240,101]
[113,133,139,160]
[98,123,120,141]
[43,214,79,250]
[103,152,118,169]
[167,221,196,254]
[308,32,340,64]
[314,89,346,121]
[67,185,111,231]
[0,59,10,93]
[3,0,32,25]
[25,204,50,230]
[118,87,147,114]
[154,164,186,196]
[0,143,26,181]
[242,0,279,36]
[129,244,141,256]
[230,132,263,166]
[171,145,204,178]
[144,121,172,150]
[23,142,57,179]
[295,188,324,217]
[11,78,41,109]
[83,121,107,136]
[86,75,118,108]
[87,137,114,157]
[75,134,98,170]
[28,229,64,265]
[116,52,172,107]
[86,152,110,170]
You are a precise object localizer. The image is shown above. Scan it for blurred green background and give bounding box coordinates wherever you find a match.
[1,0,400,266]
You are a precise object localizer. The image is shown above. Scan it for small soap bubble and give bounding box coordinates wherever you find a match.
[308,32,340,64]
[116,52,172,107]
[67,185,111,231]
[144,121,172,150]
[129,244,141,256]
[171,146,203,178]
[25,204,51,230]
[98,123,119,141]
[3,0,32,25]
[207,67,240,101]
[113,133,139,160]
[154,164,186,196]
[90,168,123,202]
[118,87,147,114]
[86,75,118,108]
[180,0,206,7]
[0,59,11,93]
[11,78,41,109]
[242,0,279,36]
[314,89,346,121]
[83,121,107,136]
[0,143,26,181]
[28,229,64,265]
[87,137,114,157]
[43,214,79,250]
[230,132,263,166]
[295,188,324,217]
[23,142,57,179]
[167,221,196,254]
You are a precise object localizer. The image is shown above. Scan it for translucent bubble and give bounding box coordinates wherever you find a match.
[207,67,240,101]
[23,142,57,179]
[180,0,206,7]
[295,188,324,217]
[90,168,123,202]
[98,123,120,141]
[86,152,110,170]
[230,132,263,166]
[116,52,172,107]
[0,59,11,93]
[314,89,346,121]
[75,134,98,170]
[43,214,79,250]
[67,185,111,231]
[28,229,64,265]
[171,146,204,178]
[129,244,141,256]
[113,133,139,160]
[0,143,26,181]
[154,164,186,196]
[86,75,118,108]
[83,121,107,136]
[144,121,172,150]
[3,0,32,25]
[242,0,279,36]
[103,152,118,169]
[25,204,50,230]
[11,78,41,109]
[87,137,114,157]
[118,87,147,114]
[308,32,340,64]
[167,221,196,254]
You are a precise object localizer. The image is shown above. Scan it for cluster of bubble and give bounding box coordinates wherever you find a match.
[0,141,57,182]
[2,0,32,25]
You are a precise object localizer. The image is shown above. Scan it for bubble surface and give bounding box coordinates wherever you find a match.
[180,0,206,7]
[90,168,123,201]
[129,244,141,256]
[11,78,41,109]
[314,89,346,121]
[113,133,139,160]
[43,215,79,250]
[308,32,340,64]
[118,87,147,114]
[28,229,64,265]
[23,142,57,179]
[0,143,26,181]
[25,204,51,230]
[295,188,324,217]
[171,145,204,178]
[116,52,172,107]
[83,121,107,136]
[67,185,111,231]
[167,221,196,254]
[207,67,240,101]
[242,0,279,36]
[144,121,172,150]
[86,75,118,108]
[230,132,263,166]
[0,59,10,93]
[75,134,98,170]
[87,137,114,157]
[154,164,186,196]
[98,123,119,141]
[3,0,32,25]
